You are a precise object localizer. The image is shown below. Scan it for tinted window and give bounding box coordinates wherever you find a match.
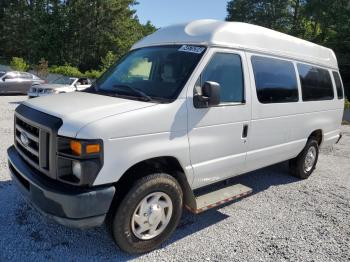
[4,73,17,80]
[251,56,298,103]
[129,57,152,80]
[332,71,344,99]
[94,45,206,102]
[201,53,244,103]
[19,72,32,79]
[297,64,334,101]
[52,76,75,85]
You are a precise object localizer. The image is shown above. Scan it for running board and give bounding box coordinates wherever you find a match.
[186,184,252,214]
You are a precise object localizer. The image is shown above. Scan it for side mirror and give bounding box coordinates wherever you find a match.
[193,81,220,108]
[2,76,7,82]
[74,83,78,90]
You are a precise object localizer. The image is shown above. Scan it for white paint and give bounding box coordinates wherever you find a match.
[20,20,343,190]
[132,19,338,69]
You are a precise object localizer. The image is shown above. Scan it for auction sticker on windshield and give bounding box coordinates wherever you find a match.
[178,45,205,54]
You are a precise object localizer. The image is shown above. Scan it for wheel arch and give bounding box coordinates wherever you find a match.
[308,129,323,146]
[112,156,196,210]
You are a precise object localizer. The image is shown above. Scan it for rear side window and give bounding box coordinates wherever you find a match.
[251,56,298,103]
[332,71,344,99]
[201,53,244,103]
[19,72,32,79]
[297,64,334,101]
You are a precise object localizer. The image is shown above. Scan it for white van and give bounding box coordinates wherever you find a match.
[7,20,344,253]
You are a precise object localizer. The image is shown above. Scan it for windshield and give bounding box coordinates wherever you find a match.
[51,76,76,85]
[0,72,5,78]
[88,45,206,102]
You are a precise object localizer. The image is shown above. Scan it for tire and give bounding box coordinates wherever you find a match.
[109,173,183,254]
[290,138,319,179]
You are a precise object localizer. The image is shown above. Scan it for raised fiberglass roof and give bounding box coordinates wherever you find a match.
[132,19,338,69]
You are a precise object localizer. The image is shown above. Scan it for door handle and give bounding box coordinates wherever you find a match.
[242,124,248,138]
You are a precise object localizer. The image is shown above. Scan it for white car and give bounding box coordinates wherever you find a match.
[8,20,344,254]
[28,76,91,98]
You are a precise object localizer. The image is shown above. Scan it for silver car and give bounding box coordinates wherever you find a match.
[0,71,45,94]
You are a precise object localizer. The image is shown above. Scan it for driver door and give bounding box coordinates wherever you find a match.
[0,72,20,93]
[187,48,251,189]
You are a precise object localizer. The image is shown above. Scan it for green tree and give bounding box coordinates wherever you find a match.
[101,51,117,71]
[226,0,350,97]
[0,0,156,71]
[226,0,292,33]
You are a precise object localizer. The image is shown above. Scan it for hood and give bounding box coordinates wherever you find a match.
[35,83,70,89]
[23,92,157,137]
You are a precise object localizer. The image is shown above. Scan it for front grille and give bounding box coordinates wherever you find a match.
[15,115,50,173]
[14,104,63,180]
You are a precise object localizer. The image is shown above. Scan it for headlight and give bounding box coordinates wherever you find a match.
[72,160,82,179]
[57,137,103,186]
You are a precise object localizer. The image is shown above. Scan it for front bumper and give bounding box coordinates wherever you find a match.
[7,145,115,228]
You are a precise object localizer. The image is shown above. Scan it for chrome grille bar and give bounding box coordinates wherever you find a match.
[15,136,39,157]
[15,124,39,143]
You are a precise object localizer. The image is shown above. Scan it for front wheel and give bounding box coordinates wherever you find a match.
[109,173,183,254]
[290,139,319,179]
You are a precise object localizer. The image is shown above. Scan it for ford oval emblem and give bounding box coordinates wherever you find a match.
[20,132,29,147]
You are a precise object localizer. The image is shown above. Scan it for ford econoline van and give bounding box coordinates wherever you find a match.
[7,20,344,253]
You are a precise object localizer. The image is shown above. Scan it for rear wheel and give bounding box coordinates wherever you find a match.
[109,173,183,254]
[290,139,319,179]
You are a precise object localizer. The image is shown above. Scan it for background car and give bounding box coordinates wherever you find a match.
[28,76,92,98]
[0,71,45,94]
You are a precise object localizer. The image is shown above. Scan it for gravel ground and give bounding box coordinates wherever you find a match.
[0,95,349,262]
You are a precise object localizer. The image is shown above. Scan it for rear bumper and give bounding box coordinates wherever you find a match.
[7,145,115,228]
[320,130,342,148]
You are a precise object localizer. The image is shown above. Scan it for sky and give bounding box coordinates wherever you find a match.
[134,0,229,28]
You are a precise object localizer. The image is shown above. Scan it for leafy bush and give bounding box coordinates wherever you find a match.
[49,64,83,77]
[10,57,29,71]
[345,98,350,110]
[84,70,102,79]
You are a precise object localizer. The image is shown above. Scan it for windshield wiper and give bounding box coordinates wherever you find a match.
[112,84,152,102]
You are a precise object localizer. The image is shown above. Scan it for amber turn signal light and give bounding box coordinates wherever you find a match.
[86,144,100,154]
[70,140,82,156]
[70,140,100,156]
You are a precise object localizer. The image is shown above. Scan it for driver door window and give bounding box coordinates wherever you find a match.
[200,53,244,104]
[3,73,18,81]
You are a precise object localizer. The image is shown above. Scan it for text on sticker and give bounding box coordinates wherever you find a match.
[178,45,205,54]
